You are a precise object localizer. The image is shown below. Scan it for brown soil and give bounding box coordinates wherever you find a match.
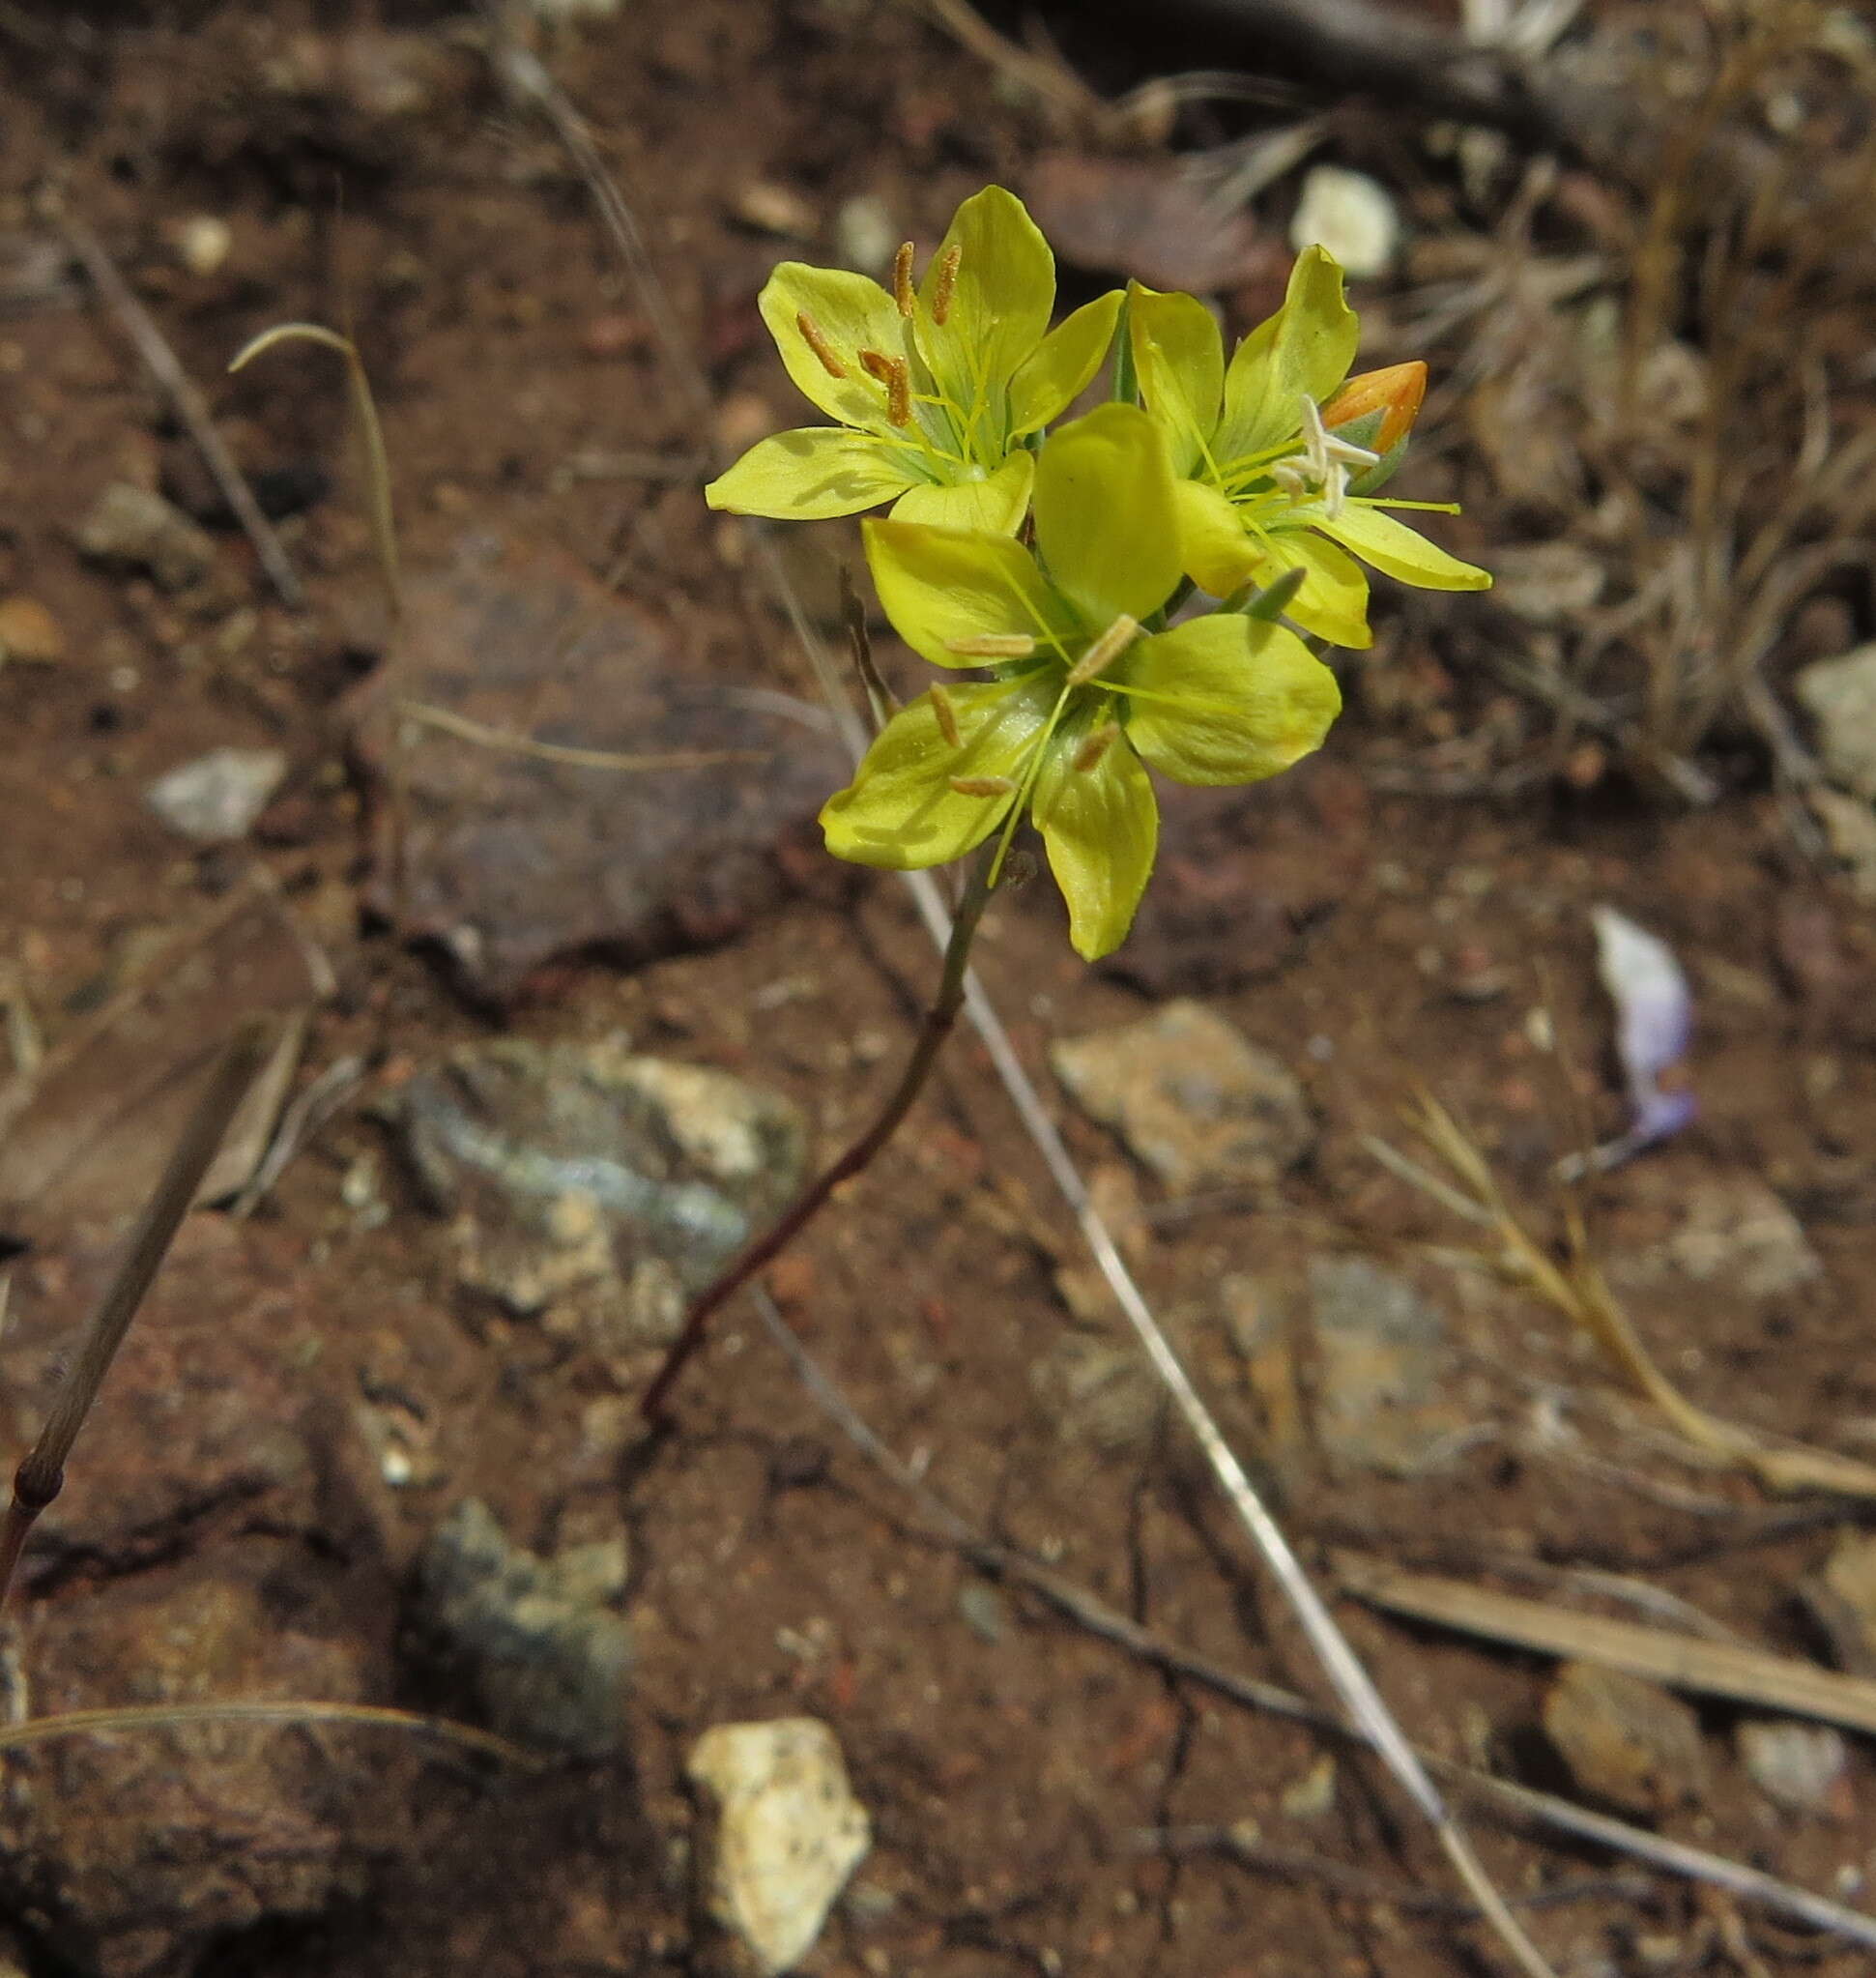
[4,5,1876,1975]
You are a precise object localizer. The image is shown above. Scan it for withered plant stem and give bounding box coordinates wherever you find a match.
[0,1017,274,1607]
[641,848,998,1425]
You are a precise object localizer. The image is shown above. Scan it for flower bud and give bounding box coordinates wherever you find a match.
[1321,361,1427,455]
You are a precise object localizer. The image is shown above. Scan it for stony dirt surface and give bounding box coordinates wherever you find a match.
[4,4,1876,1975]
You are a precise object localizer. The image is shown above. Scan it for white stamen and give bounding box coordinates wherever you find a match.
[1280,391,1381,517]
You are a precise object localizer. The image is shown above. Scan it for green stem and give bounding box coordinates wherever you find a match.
[640,846,1000,1425]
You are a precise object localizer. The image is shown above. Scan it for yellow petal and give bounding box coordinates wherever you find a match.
[915,187,1054,438]
[821,680,1053,870]
[761,263,909,430]
[1218,246,1360,461]
[889,452,1034,534]
[705,428,915,519]
[1170,478,1262,598]
[1119,616,1341,786]
[1009,291,1123,437]
[1262,529,1373,649]
[1032,725,1159,960]
[1312,504,1492,591]
[1032,404,1182,628]
[1127,282,1225,477]
[863,518,1077,667]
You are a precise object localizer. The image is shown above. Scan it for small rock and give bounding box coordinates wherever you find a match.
[1542,1661,1706,1817]
[1808,787,1876,900]
[144,745,288,843]
[834,193,897,275]
[734,182,817,240]
[74,482,216,591]
[0,594,65,664]
[409,1498,631,1759]
[169,213,232,277]
[1050,999,1314,1193]
[1290,166,1400,278]
[1616,1173,1821,1302]
[1308,1256,1469,1476]
[1736,1720,1850,1818]
[1802,1532,1876,1676]
[687,1718,871,1976]
[1796,645,1876,800]
[1491,541,1605,624]
[394,1035,807,1358]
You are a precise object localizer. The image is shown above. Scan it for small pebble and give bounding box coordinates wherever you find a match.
[0,595,65,665]
[735,181,818,240]
[171,215,232,277]
[145,746,289,843]
[1290,166,1400,278]
[835,193,898,274]
[1736,1719,1849,1818]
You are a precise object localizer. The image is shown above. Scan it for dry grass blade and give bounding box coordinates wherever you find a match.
[1337,1550,1876,1738]
[1404,1091,1876,1498]
[750,1288,1876,1954]
[397,700,765,773]
[0,1700,541,1769]
[50,201,305,610]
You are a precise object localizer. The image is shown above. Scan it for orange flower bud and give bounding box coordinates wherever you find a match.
[1322,361,1427,454]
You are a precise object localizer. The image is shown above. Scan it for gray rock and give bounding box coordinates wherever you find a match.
[74,482,216,592]
[1290,164,1400,277]
[1542,1661,1706,1817]
[394,1034,807,1359]
[1050,999,1314,1194]
[1796,644,1876,800]
[144,746,288,843]
[687,1718,870,1975]
[1736,1720,1849,1818]
[409,1498,631,1759]
[1308,1256,1468,1476]
[1616,1173,1821,1302]
[343,543,851,1005]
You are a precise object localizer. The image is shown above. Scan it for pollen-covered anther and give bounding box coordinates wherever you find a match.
[1072,721,1122,773]
[858,348,912,427]
[929,684,962,747]
[796,311,847,380]
[892,242,915,319]
[932,244,962,326]
[942,632,1036,659]
[949,773,1017,798]
[1066,614,1140,687]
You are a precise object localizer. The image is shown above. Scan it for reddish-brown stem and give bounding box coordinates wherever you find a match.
[641,851,997,1425]
[0,1017,274,1607]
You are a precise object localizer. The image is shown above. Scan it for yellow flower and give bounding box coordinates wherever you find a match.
[820,405,1340,959]
[1128,248,1489,648]
[704,188,1121,533]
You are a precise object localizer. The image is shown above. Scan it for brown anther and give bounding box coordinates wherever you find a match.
[1066,614,1140,687]
[949,774,1017,798]
[929,684,962,747]
[796,311,847,380]
[892,242,916,319]
[1072,721,1122,773]
[858,348,911,427]
[942,632,1036,659]
[932,244,962,325]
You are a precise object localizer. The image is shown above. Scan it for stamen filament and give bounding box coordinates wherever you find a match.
[930,684,962,746]
[943,632,1036,659]
[1072,721,1122,773]
[796,311,847,380]
[1066,614,1140,687]
[858,349,912,428]
[932,245,961,326]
